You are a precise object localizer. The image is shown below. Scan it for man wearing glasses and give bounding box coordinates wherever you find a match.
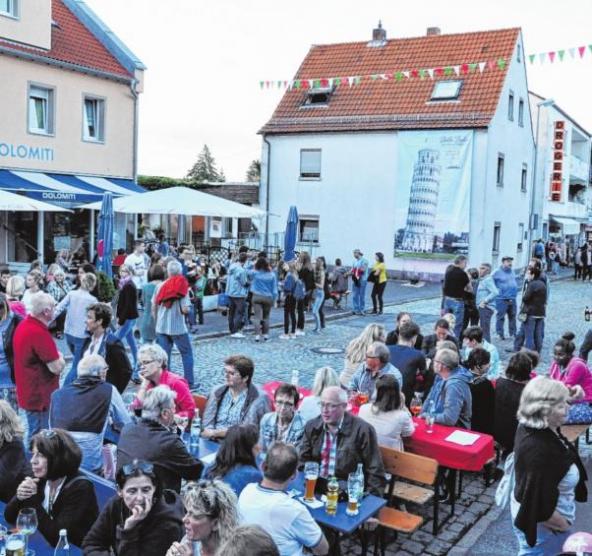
[348,341,402,400]
[259,383,305,453]
[300,386,385,496]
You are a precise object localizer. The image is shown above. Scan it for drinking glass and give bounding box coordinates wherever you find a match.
[16,508,37,556]
[410,396,422,418]
[303,462,319,501]
[122,392,136,413]
[346,472,362,516]
[5,533,25,556]
[426,413,435,434]
[0,525,7,555]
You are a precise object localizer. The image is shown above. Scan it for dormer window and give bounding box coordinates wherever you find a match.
[431,80,463,101]
[303,86,334,107]
[0,0,18,18]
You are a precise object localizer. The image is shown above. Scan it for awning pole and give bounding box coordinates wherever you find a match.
[89,209,95,260]
[37,211,44,265]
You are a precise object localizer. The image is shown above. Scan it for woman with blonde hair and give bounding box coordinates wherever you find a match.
[22,268,44,313]
[5,275,26,318]
[0,400,30,502]
[298,367,340,422]
[511,376,588,555]
[340,323,386,386]
[0,294,21,410]
[46,266,72,339]
[166,479,239,556]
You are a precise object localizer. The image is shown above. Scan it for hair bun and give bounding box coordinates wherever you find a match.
[562,331,576,342]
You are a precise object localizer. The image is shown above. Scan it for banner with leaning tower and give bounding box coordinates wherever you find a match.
[393,130,473,271]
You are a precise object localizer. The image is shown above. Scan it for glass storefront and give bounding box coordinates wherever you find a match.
[6,212,38,263]
[44,209,91,265]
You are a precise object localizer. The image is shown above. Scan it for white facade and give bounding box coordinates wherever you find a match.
[261,36,535,277]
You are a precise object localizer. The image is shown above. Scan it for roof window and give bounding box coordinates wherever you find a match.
[303,86,334,107]
[431,80,463,101]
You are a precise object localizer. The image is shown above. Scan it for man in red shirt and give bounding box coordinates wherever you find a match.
[13,292,65,439]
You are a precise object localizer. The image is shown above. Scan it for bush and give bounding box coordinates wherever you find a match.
[96,271,116,302]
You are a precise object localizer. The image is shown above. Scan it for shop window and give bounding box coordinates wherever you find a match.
[0,0,18,17]
[7,212,37,263]
[299,217,320,243]
[300,149,321,179]
[83,97,105,142]
[28,84,55,135]
[497,154,505,187]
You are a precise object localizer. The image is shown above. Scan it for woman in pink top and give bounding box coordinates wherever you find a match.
[132,343,196,422]
[549,332,592,423]
[5,275,26,318]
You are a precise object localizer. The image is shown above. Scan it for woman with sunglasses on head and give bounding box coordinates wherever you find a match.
[166,479,238,556]
[5,428,99,547]
[83,459,184,556]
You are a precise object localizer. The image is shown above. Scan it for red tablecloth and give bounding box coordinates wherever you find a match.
[263,381,312,410]
[404,417,495,472]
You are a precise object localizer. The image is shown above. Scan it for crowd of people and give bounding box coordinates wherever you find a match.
[0,243,590,555]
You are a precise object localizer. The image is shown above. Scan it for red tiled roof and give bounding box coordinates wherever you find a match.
[0,0,131,79]
[260,28,520,134]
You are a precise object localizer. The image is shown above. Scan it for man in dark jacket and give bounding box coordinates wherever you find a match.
[117,386,203,492]
[421,318,458,356]
[82,303,132,393]
[299,386,385,496]
[513,264,547,354]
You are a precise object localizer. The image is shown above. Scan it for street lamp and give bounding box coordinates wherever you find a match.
[528,97,555,259]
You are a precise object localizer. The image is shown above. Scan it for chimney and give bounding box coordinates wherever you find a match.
[368,20,387,47]
[426,27,441,36]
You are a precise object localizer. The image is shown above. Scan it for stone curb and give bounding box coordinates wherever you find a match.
[446,503,506,555]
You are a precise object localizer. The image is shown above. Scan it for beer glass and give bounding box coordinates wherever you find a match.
[304,462,319,501]
[5,534,25,556]
[346,472,362,516]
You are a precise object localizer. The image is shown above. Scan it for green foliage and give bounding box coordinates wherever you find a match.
[96,271,116,302]
[186,144,224,182]
[245,159,261,182]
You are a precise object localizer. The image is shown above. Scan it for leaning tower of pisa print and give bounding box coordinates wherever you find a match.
[401,148,441,252]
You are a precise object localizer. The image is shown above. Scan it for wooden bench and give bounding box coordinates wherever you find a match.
[374,447,439,554]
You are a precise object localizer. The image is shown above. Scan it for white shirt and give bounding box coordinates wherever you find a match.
[238,483,323,556]
[358,404,415,451]
[124,252,148,288]
[83,333,105,359]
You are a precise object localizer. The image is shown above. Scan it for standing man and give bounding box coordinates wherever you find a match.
[124,240,149,290]
[492,256,518,341]
[153,260,195,388]
[442,255,471,339]
[226,252,249,338]
[0,267,10,293]
[13,292,65,439]
[476,263,499,343]
[350,249,369,316]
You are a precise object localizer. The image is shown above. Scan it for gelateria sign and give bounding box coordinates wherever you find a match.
[0,141,54,161]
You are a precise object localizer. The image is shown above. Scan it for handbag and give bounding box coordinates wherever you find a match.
[367,272,377,284]
[495,452,515,508]
[517,302,528,322]
[217,292,230,307]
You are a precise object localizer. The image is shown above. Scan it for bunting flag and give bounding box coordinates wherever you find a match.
[527,42,592,64]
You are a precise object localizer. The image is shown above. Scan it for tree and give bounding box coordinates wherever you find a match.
[186,144,224,182]
[245,159,261,182]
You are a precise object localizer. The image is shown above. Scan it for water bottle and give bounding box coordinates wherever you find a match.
[356,462,365,496]
[426,400,436,433]
[54,529,70,555]
[291,369,300,387]
[190,410,201,450]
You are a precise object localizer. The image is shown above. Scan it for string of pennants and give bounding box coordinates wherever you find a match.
[528,44,592,64]
[259,58,508,90]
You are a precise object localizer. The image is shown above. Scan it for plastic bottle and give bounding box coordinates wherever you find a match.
[356,463,365,496]
[426,400,436,433]
[190,410,201,450]
[54,529,70,555]
[325,476,339,515]
[291,369,300,387]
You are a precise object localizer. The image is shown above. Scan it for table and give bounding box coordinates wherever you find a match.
[183,435,219,463]
[263,381,312,410]
[0,502,83,555]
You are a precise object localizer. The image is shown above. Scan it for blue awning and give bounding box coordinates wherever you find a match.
[0,169,144,209]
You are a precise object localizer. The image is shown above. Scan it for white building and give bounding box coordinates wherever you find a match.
[259,25,536,278]
[529,92,592,254]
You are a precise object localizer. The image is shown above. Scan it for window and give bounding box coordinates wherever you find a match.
[518,99,524,127]
[28,84,54,135]
[303,86,334,107]
[430,80,462,100]
[517,223,524,252]
[497,153,505,186]
[83,97,105,142]
[517,44,522,63]
[299,149,321,179]
[521,163,528,192]
[0,0,18,17]
[508,91,514,121]
[492,222,501,253]
[298,217,319,244]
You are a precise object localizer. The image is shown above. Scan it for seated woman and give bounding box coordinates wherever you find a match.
[466,348,495,435]
[298,366,340,423]
[82,459,184,556]
[0,400,31,502]
[166,479,239,556]
[549,332,592,424]
[132,343,196,420]
[341,324,386,387]
[358,374,415,450]
[216,525,280,556]
[5,428,99,547]
[204,424,262,496]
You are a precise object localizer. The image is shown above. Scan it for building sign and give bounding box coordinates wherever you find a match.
[0,141,54,161]
[393,130,473,271]
[550,121,564,202]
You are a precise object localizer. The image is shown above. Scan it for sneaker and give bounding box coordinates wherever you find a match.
[230,332,245,339]
[289,334,296,340]
[295,330,305,337]
[279,334,290,340]
[255,335,261,342]
[263,335,269,341]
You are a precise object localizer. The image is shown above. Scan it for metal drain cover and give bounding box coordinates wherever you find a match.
[311,347,345,355]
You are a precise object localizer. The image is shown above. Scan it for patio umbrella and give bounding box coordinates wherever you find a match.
[283,205,299,262]
[97,192,114,278]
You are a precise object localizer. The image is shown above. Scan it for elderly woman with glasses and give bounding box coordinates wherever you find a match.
[166,479,238,556]
[131,343,196,421]
[83,459,184,555]
[511,376,589,555]
[5,428,99,547]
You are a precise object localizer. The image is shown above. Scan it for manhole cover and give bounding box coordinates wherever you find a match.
[311,347,345,355]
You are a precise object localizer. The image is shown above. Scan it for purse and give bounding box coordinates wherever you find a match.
[367,272,377,283]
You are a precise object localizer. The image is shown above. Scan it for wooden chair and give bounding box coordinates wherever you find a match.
[192,394,208,417]
[374,447,439,555]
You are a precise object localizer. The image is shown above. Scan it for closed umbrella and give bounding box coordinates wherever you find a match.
[177,214,186,245]
[97,192,114,278]
[283,206,299,262]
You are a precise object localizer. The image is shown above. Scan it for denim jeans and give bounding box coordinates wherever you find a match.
[512,522,571,556]
[478,306,494,343]
[115,318,138,372]
[524,316,544,353]
[443,297,465,339]
[26,410,49,443]
[228,297,246,334]
[252,294,273,335]
[352,279,367,313]
[63,334,88,386]
[156,333,195,387]
[312,289,325,332]
[495,298,517,338]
